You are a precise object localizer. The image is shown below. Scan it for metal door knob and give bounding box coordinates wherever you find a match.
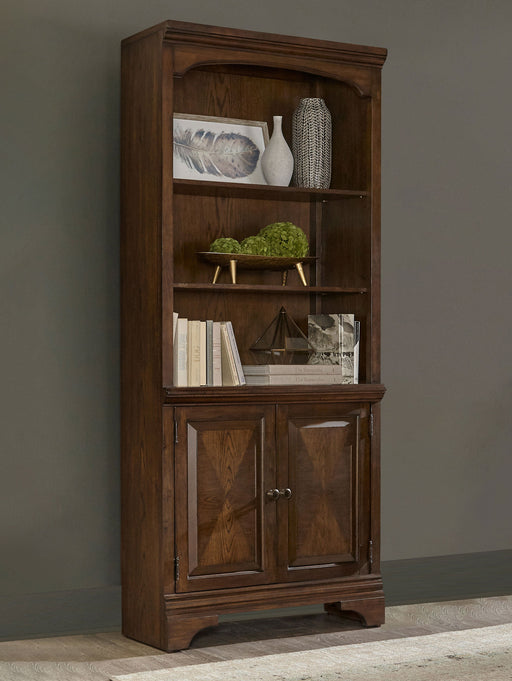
[279,488,293,499]
[266,488,280,500]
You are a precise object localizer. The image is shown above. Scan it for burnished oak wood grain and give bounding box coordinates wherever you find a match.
[174,405,276,592]
[121,28,166,650]
[278,405,365,579]
[324,596,385,627]
[164,384,386,405]
[121,20,386,652]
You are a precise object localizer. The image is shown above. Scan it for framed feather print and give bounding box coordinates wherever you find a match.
[173,114,269,184]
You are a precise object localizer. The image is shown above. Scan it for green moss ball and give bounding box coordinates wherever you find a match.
[209,237,242,254]
[258,222,309,258]
[240,235,270,256]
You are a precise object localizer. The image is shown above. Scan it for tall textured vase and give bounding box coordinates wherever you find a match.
[292,98,332,188]
[260,116,294,186]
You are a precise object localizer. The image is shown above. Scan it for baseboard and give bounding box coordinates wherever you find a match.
[382,548,512,606]
[223,549,512,621]
[0,585,121,641]
[1,550,511,640]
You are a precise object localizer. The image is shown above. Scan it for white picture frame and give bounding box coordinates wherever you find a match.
[173,113,269,184]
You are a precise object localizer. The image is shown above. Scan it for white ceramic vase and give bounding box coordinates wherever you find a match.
[260,116,294,186]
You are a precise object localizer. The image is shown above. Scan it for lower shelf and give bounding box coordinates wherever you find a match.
[163,383,386,405]
[173,282,368,294]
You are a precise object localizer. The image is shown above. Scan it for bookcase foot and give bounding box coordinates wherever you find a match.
[165,614,219,651]
[324,596,385,628]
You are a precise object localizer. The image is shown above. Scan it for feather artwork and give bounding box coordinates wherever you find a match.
[173,127,261,179]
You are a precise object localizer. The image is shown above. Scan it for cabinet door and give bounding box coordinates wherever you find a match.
[276,403,371,582]
[174,405,276,592]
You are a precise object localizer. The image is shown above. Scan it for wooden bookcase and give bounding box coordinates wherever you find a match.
[121,20,387,652]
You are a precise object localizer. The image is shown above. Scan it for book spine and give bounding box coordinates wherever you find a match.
[226,321,246,385]
[173,311,178,344]
[188,320,201,387]
[341,314,355,383]
[353,320,360,384]
[199,320,207,386]
[174,317,188,387]
[206,320,214,386]
[220,323,239,385]
[245,374,350,385]
[212,322,222,386]
[242,364,345,375]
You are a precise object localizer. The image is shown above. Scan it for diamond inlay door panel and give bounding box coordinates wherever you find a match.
[277,404,369,582]
[289,416,357,563]
[175,405,276,592]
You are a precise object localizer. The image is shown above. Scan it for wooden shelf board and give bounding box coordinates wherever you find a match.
[163,383,386,405]
[173,179,369,201]
[173,283,368,294]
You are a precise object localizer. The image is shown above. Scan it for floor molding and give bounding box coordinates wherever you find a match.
[382,548,512,605]
[1,549,511,640]
[0,585,121,641]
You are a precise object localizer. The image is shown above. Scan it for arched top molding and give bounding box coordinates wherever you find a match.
[172,57,372,98]
[126,20,387,98]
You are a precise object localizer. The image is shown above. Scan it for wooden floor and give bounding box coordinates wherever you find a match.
[1,596,512,680]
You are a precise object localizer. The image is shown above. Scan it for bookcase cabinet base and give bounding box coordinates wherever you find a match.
[324,596,385,627]
[162,579,384,651]
[165,614,219,652]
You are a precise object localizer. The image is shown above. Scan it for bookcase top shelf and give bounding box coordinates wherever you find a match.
[173,283,368,294]
[173,179,369,202]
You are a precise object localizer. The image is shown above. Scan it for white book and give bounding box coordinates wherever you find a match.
[225,321,246,385]
[206,320,214,386]
[245,373,350,386]
[341,313,355,383]
[212,321,222,386]
[199,321,207,386]
[242,364,345,375]
[188,320,201,387]
[173,317,188,387]
[220,323,239,386]
[353,320,360,384]
[173,312,178,344]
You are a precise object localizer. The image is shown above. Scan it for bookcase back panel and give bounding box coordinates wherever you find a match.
[173,290,308,367]
[317,78,371,191]
[320,200,372,289]
[172,66,370,192]
[172,195,312,284]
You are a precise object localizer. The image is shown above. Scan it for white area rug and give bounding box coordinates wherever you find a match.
[111,623,512,681]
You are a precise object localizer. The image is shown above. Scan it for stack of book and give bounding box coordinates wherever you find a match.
[242,312,360,386]
[173,314,245,387]
[242,364,349,385]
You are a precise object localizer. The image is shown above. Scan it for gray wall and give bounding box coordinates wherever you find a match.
[1,0,511,631]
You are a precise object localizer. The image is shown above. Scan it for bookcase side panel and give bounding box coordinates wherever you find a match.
[369,75,383,384]
[121,30,166,649]
[162,44,176,387]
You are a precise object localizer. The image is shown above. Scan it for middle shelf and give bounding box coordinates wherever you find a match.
[173,178,369,201]
[173,283,368,294]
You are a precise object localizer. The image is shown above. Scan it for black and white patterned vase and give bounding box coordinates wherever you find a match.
[292,98,332,189]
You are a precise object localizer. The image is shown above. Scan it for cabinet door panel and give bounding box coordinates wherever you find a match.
[277,404,370,582]
[175,405,276,592]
